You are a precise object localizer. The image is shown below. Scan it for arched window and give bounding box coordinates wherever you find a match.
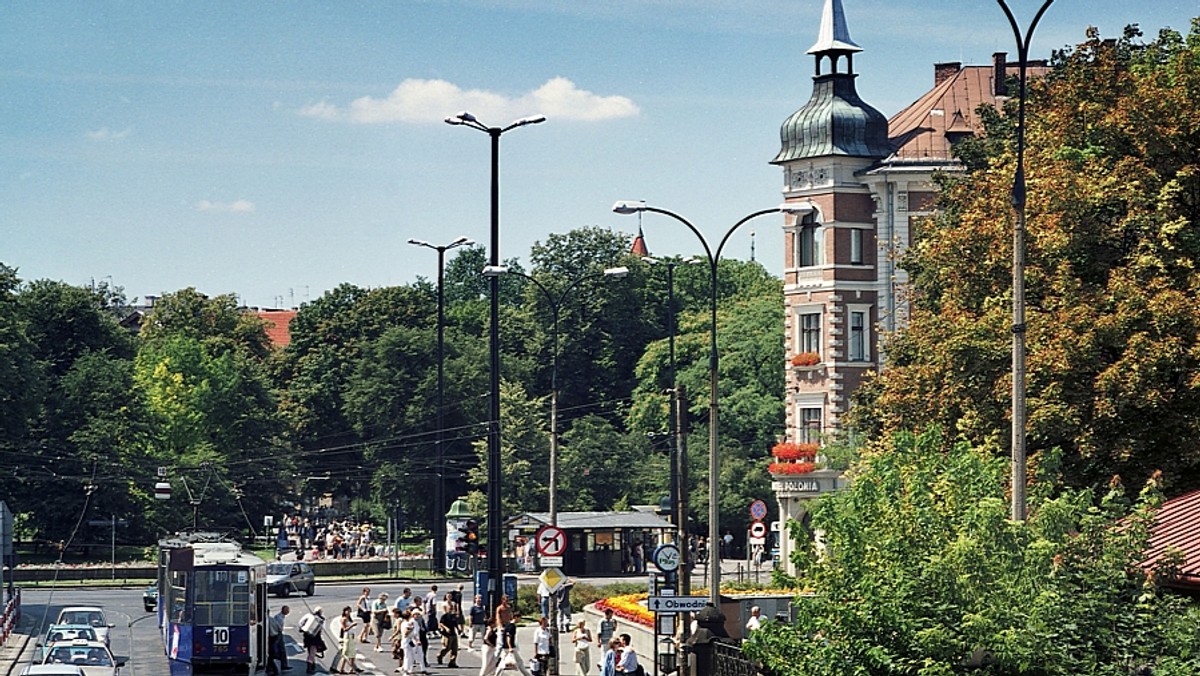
[796,211,822,267]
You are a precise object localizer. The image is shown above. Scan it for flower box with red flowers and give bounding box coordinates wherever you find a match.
[790,352,821,367]
[771,442,818,462]
[769,461,817,475]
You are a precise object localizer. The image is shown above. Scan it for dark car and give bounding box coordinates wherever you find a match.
[142,585,157,612]
[265,561,315,597]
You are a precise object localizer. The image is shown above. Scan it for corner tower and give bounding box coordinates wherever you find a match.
[774,0,887,448]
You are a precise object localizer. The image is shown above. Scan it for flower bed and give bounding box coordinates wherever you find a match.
[790,352,821,367]
[594,587,806,628]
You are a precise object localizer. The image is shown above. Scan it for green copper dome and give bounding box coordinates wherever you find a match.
[772,74,889,163]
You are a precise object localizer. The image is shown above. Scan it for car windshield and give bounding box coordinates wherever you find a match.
[45,647,112,666]
[267,563,291,575]
[60,612,104,627]
[46,627,96,643]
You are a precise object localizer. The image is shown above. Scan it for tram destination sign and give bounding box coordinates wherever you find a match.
[647,596,709,613]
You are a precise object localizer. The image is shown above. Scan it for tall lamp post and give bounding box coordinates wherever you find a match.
[408,235,475,569]
[995,0,1053,522]
[446,111,545,611]
[483,264,628,676]
[613,201,812,605]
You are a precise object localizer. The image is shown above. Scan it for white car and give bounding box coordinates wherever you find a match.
[53,608,113,646]
[40,639,123,675]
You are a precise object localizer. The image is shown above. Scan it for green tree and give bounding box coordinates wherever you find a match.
[852,22,1200,491]
[745,428,1200,675]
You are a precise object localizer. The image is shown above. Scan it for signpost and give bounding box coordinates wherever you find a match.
[535,525,567,557]
[647,596,708,613]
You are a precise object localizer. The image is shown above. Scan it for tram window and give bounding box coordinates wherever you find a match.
[195,569,251,625]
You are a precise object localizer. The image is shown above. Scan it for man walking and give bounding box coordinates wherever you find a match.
[268,605,291,674]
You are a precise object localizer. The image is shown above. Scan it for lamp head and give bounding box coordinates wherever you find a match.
[779,201,815,215]
[408,238,430,247]
[514,115,546,127]
[612,200,647,215]
[603,266,630,278]
[452,236,475,247]
[457,111,477,123]
[641,256,660,265]
[481,265,509,278]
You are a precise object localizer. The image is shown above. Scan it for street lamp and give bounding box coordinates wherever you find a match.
[408,235,475,570]
[446,110,545,612]
[614,201,813,607]
[995,0,1053,522]
[483,263,628,676]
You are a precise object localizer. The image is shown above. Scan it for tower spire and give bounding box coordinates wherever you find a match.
[808,0,861,55]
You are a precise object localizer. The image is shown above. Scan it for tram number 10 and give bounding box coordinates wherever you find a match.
[213,626,230,647]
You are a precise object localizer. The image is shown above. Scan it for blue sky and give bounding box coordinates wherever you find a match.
[3,1,1195,308]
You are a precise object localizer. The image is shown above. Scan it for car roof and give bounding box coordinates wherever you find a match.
[58,606,103,613]
[21,666,87,675]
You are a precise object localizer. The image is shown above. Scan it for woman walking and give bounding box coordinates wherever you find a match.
[336,606,362,674]
[356,588,373,643]
[600,638,621,676]
[371,592,391,652]
[571,620,592,676]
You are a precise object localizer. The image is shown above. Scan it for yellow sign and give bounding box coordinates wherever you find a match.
[539,567,566,593]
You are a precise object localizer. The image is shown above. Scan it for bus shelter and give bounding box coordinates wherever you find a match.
[506,511,673,576]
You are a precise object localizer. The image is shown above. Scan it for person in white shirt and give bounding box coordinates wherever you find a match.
[267,605,290,675]
[744,606,762,634]
[533,617,553,674]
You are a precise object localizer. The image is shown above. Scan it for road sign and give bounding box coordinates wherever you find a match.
[535,525,567,556]
[647,596,708,613]
[749,521,767,538]
[749,499,768,521]
[539,567,567,593]
[539,555,564,567]
[652,543,680,573]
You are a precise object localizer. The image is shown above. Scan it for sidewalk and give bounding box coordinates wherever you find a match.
[0,616,36,676]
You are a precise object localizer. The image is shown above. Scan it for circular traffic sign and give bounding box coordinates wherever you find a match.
[652,543,681,572]
[749,521,767,538]
[749,499,768,521]
[535,525,567,556]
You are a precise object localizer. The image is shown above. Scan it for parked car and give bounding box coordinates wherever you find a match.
[53,608,113,646]
[141,585,157,612]
[265,561,315,597]
[40,638,123,675]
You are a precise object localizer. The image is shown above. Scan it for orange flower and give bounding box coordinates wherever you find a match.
[769,461,817,475]
[771,442,818,461]
[790,352,821,366]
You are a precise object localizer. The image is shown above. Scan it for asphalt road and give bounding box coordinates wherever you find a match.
[14,581,520,675]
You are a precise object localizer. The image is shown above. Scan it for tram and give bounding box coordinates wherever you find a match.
[156,532,269,674]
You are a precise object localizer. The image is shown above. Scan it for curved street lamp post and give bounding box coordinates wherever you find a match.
[613,201,813,606]
[995,0,1053,522]
[408,235,474,569]
[483,263,629,676]
[446,111,545,612]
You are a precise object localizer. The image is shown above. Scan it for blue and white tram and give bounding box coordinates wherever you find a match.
[156,533,269,675]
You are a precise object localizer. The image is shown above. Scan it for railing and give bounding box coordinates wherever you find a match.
[0,588,21,646]
[711,641,759,676]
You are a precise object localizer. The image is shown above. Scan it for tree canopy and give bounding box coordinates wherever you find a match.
[852,21,1200,492]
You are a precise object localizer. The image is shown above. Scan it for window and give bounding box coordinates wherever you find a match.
[850,228,864,264]
[194,569,251,626]
[849,311,868,361]
[800,313,821,355]
[799,408,822,444]
[795,212,822,267]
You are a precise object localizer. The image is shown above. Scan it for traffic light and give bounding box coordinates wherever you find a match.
[463,519,479,554]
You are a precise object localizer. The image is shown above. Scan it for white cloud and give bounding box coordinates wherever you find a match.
[196,199,256,213]
[300,77,638,124]
[85,126,132,141]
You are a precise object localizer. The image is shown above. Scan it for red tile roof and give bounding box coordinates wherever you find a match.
[1144,488,1200,590]
[256,310,297,348]
[887,56,1050,163]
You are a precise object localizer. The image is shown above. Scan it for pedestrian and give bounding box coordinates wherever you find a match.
[615,634,639,675]
[298,606,327,674]
[372,592,391,651]
[600,638,620,676]
[495,595,533,676]
[478,618,500,676]
[467,595,487,651]
[453,583,468,637]
[557,581,574,632]
[438,597,461,667]
[597,608,617,650]
[413,601,431,664]
[394,587,414,613]
[390,608,405,661]
[356,588,373,643]
[267,605,290,675]
[744,606,762,634]
[335,606,362,674]
[533,616,552,675]
[571,620,592,676]
[401,609,428,676]
[424,585,440,635]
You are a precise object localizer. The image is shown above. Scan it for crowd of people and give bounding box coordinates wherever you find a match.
[274,513,388,561]
[265,587,644,676]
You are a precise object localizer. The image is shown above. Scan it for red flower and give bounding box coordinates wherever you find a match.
[790,352,821,367]
[769,462,817,475]
[771,442,818,461]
